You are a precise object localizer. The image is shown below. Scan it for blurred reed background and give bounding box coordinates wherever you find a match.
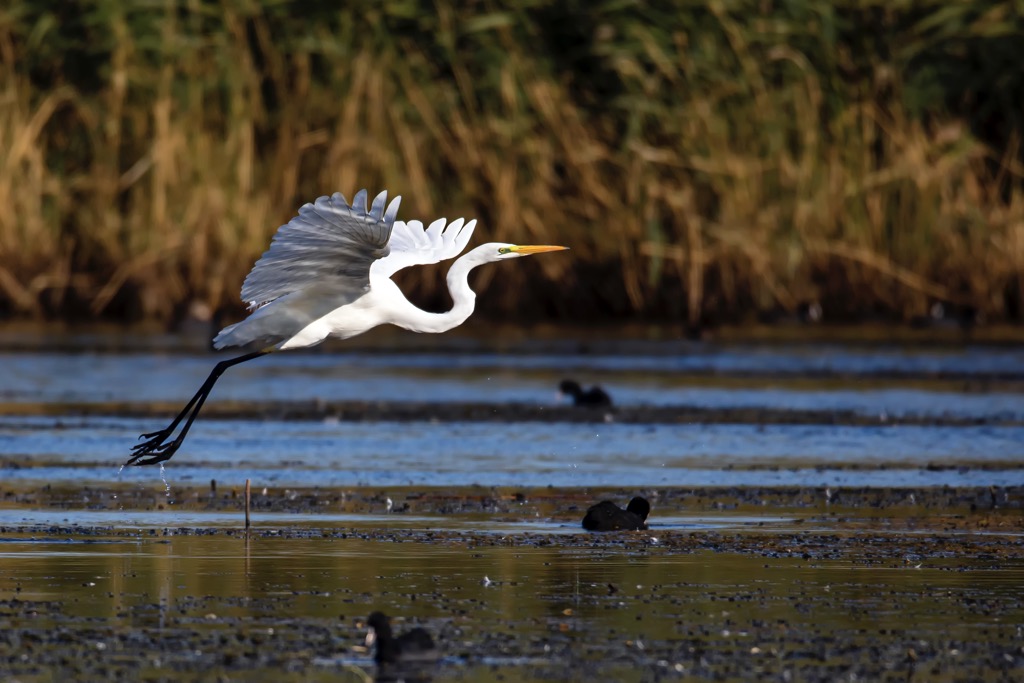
[1,0,1022,327]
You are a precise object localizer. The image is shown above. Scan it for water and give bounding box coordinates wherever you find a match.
[4,348,1024,418]
[0,508,793,532]
[1,331,1022,489]
[2,329,1023,680]
[1,416,1022,488]
[1,530,1022,680]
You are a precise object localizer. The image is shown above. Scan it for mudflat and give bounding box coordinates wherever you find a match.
[1,484,1021,682]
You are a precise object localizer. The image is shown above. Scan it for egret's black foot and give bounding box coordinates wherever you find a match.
[125,430,181,467]
[123,350,268,469]
[124,450,177,467]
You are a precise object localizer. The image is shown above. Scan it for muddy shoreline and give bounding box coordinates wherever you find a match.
[5,482,1021,512]
[2,485,1023,682]
[3,484,1021,554]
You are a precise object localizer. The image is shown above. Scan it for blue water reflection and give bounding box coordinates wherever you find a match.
[3,350,1023,419]
[1,416,1021,488]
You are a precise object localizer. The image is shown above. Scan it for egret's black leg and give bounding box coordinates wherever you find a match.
[125,350,268,466]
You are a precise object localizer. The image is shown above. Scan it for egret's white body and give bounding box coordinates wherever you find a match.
[126,188,566,466]
[214,248,481,349]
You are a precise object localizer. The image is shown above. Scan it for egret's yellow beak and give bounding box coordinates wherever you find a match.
[509,245,570,255]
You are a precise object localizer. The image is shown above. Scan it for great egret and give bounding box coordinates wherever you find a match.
[582,497,650,531]
[558,379,613,407]
[365,611,440,665]
[125,189,567,466]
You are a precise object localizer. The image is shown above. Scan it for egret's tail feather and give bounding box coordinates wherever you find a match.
[212,322,242,350]
[212,320,273,350]
[212,292,324,350]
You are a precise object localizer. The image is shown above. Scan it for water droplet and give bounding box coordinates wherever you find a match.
[159,463,171,497]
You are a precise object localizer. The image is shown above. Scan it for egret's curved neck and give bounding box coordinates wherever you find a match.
[391,251,484,334]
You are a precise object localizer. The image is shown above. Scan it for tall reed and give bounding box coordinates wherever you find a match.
[0,0,1021,325]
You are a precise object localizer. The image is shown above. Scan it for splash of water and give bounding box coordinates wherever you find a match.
[115,463,126,510]
[159,463,170,497]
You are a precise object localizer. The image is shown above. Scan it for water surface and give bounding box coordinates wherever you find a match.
[4,345,1024,419]
[1,530,1021,681]
[2,416,1022,488]
[3,331,1024,490]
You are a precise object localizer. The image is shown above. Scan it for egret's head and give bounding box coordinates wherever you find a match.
[484,243,569,262]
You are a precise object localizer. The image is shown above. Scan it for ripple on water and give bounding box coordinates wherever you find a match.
[4,347,1024,419]
[2,416,1023,488]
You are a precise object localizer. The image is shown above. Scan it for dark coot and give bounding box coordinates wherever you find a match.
[910,301,981,332]
[581,496,650,531]
[757,300,822,325]
[797,300,823,324]
[366,611,440,665]
[558,379,613,407]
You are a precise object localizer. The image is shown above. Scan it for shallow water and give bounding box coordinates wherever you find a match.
[2,331,1023,490]
[1,528,1022,681]
[2,416,1023,488]
[0,508,794,533]
[2,329,1023,679]
[4,347,1024,419]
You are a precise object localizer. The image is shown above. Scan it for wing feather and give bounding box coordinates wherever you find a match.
[373,215,478,278]
[240,191,400,309]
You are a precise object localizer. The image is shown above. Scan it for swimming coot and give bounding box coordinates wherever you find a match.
[365,611,440,666]
[558,379,613,408]
[581,497,650,531]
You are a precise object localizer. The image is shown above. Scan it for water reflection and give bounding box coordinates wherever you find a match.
[1,532,1022,680]
[3,332,1023,679]
[1,415,1022,488]
[4,348,1024,419]
[0,509,796,533]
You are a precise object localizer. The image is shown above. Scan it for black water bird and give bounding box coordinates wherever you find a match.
[797,300,823,324]
[366,611,440,667]
[582,497,650,531]
[757,300,822,326]
[910,301,981,332]
[558,379,613,408]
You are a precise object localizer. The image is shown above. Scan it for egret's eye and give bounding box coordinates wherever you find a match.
[498,247,510,254]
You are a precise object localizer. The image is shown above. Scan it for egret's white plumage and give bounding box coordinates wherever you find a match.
[212,190,486,350]
[126,188,567,466]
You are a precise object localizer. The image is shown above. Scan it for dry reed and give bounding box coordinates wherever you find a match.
[0,0,1021,325]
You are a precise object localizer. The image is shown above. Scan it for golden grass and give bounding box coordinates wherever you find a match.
[0,1,1021,325]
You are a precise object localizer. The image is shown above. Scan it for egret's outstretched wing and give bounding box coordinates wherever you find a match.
[371,215,477,279]
[240,190,401,310]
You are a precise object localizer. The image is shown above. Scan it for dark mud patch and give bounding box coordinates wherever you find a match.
[4,482,1020,517]
[5,399,1021,426]
[3,588,1022,682]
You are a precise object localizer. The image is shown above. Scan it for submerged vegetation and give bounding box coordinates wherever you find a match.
[1,0,1022,325]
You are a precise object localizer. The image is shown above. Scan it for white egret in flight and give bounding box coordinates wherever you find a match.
[125,189,567,466]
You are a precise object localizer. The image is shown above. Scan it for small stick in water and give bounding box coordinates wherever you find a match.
[244,478,251,531]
